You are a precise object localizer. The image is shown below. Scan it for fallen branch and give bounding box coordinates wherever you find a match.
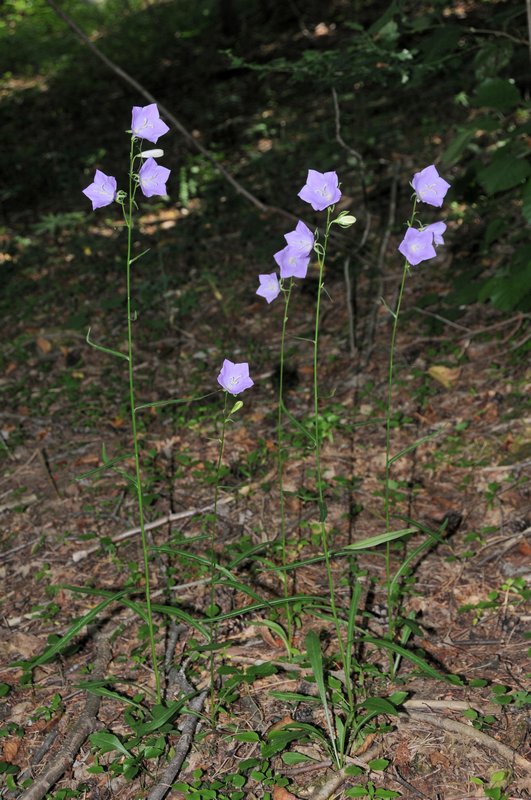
[71,496,234,562]
[18,624,115,800]
[146,690,208,800]
[403,709,531,778]
[72,467,277,562]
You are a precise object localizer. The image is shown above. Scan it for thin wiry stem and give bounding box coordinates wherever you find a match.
[209,391,228,720]
[125,136,161,702]
[278,278,294,645]
[313,209,353,717]
[384,198,416,655]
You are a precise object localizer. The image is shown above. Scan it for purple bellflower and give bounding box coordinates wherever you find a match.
[412,165,451,208]
[82,169,117,210]
[274,245,310,279]
[398,227,437,266]
[424,221,447,246]
[138,158,171,198]
[217,359,254,395]
[298,169,341,211]
[284,220,315,257]
[131,103,170,144]
[256,272,281,303]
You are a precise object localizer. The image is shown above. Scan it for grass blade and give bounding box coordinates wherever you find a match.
[305,630,340,767]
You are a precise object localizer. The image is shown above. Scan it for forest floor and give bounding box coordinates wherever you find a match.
[1,1,530,798]
[0,200,530,798]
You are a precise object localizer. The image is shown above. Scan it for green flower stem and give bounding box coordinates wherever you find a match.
[209,390,229,718]
[125,136,161,703]
[314,208,353,714]
[278,278,294,645]
[384,198,417,649]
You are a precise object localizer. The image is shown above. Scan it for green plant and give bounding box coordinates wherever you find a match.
[469,769,511,800]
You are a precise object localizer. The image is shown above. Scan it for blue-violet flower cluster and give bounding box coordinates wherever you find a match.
[256,169,341,302]
[398,165,450,266]
[83,104,171,210]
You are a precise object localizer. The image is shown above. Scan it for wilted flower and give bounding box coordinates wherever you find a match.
[256,272,281,303]
[131,103,170,144]
[298,169,341,211]
[138,158,171,197]
[217,359,254,395]
[82,169,117,210]
[424,221,447,245]
[284,220,315,256]
[411,165,450,208]
[398,227,436,266]
[274,245,310,279]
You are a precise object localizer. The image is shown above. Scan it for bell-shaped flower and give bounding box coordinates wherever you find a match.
[138,158,171,198]
[298,169,341,211]
[82,169,117,210]
[274,245,310,279]
[424,221,447,246]
[131,103,170,144]
[217,359,254,395]
[256,272,281,303]
[398,227,436,266]
[412,165,450,208]
[284,220,315,257]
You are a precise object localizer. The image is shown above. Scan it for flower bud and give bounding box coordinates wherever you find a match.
[333,212,357,228]
[139,149,164,159]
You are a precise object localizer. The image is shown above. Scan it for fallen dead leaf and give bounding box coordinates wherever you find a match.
[36,337,52,354]
[428,365,461,389]
[2,737,21,762]
[429,750,450,768]
[273,788,299,800]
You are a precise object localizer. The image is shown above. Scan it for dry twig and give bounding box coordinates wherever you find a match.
[146,690,208,800]
[71,496,234,562]
[18,624,115,800]
[403,710,531,778]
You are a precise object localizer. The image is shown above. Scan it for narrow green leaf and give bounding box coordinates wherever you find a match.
[86,327,129,361]
[129,247,150,265]
[134,698,188,736]
[76,452,134,481]
[362,636,447,681]
[149,603,209,639]
[253,620,292,657]
[269,691,321,703]
[74,683,143,708]
[389,428,446,465]
[233,731,260,743]
[89,731,131,758]
[12,590,129,669]
[281,752,316,765]
[305,631,339,765]
[360,697,400,716]
[342,528,416,551]
[135,390,216,414]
